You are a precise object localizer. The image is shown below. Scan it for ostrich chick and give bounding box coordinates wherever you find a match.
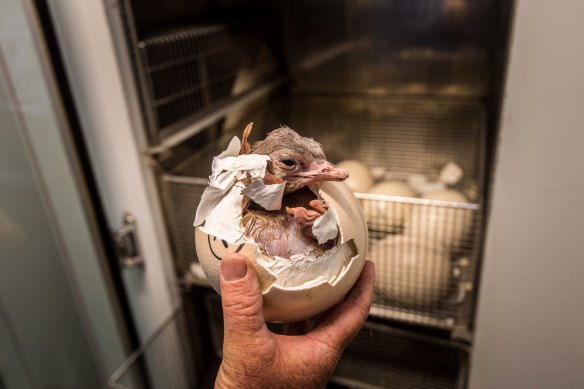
[239,124,348,258]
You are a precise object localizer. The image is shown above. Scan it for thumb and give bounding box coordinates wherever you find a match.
[220,253,266,342]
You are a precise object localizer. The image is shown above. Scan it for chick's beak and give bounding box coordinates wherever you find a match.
[301,160,349,183]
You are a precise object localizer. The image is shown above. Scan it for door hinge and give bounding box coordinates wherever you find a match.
[113,213,144,269]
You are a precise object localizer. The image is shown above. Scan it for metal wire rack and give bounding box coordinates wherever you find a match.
[108,309,197,389]
[291,48,489,97]
[284,0,352,66]
[159,94,484,333]
[332,321,469,389]
[137,24,280,141]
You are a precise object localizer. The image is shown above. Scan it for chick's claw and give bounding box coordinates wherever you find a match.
[286,200,329,243]
[286,206,322,228]
[308,199,328,214]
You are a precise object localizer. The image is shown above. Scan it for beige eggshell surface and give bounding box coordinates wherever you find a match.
[369,235,451,305]
[408,189,474,248]
[195,181,368,323]
[423,189,467,203]
[363,180,417,232]
[336,159,374,193]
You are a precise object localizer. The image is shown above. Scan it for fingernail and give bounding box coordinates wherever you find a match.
[221,257,248,281]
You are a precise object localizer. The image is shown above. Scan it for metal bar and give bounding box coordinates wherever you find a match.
[369,304,456,330]
[117,0,160,145]
[152,84,206,108]
[329,376,384,389]
[361,320,471,352]
[147,79,285,155]
[161,175,208,186]
[356,193,480,209]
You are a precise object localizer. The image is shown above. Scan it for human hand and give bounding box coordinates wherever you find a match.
[215,253,375,389]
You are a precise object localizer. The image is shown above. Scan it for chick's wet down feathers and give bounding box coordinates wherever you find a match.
[239,124,348,258]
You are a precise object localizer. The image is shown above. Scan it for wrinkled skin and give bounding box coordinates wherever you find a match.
[216,253,375,389]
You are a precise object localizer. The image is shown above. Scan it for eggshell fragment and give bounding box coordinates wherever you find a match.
[195,180,368,323]
[363,180,417,232]
[438,161,464,186]
[369,236,451,305]
[408,189,474,248]
[336,159,374,193]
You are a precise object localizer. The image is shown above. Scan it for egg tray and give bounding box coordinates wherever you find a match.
[158,94,485,332]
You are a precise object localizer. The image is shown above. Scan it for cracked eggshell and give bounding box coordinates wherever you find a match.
[195,181,368,323]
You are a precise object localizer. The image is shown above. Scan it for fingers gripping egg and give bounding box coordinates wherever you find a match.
[194,124,368,323]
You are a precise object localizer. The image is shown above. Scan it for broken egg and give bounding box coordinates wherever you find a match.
[194,136,368,323]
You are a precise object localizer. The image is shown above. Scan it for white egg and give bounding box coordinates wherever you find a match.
[363,180,417,232]
[408,189,474,248]
[423,189,468,203]
[336,159,374,193]
[369,236,451,306]
[195,181,368,323]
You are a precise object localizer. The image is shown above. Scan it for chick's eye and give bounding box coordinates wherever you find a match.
[281,159,296,167]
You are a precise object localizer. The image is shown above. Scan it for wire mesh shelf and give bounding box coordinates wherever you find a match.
[137,24,280,141]
[108,309,197,389]
[332,321,469,389]
[159,94,484,332]
[285,0,352,66]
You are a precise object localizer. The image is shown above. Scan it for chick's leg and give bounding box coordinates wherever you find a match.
[286,200,328,241]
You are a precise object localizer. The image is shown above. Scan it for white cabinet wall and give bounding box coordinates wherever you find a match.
[470,1,584,388]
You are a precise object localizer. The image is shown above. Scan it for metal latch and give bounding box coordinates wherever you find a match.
[113,213,144,269]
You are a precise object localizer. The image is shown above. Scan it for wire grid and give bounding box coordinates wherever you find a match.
[285,0,350,66]
[362,197,481,330]
[333,322,469,389]
[160,175,207,275]
[291,48,489,97]
[159,95,484,330]
[109,309,197,389]
[203,292,467,389]
[138,25,279,139]
[284,0,490,97]
[280,96,483,186]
